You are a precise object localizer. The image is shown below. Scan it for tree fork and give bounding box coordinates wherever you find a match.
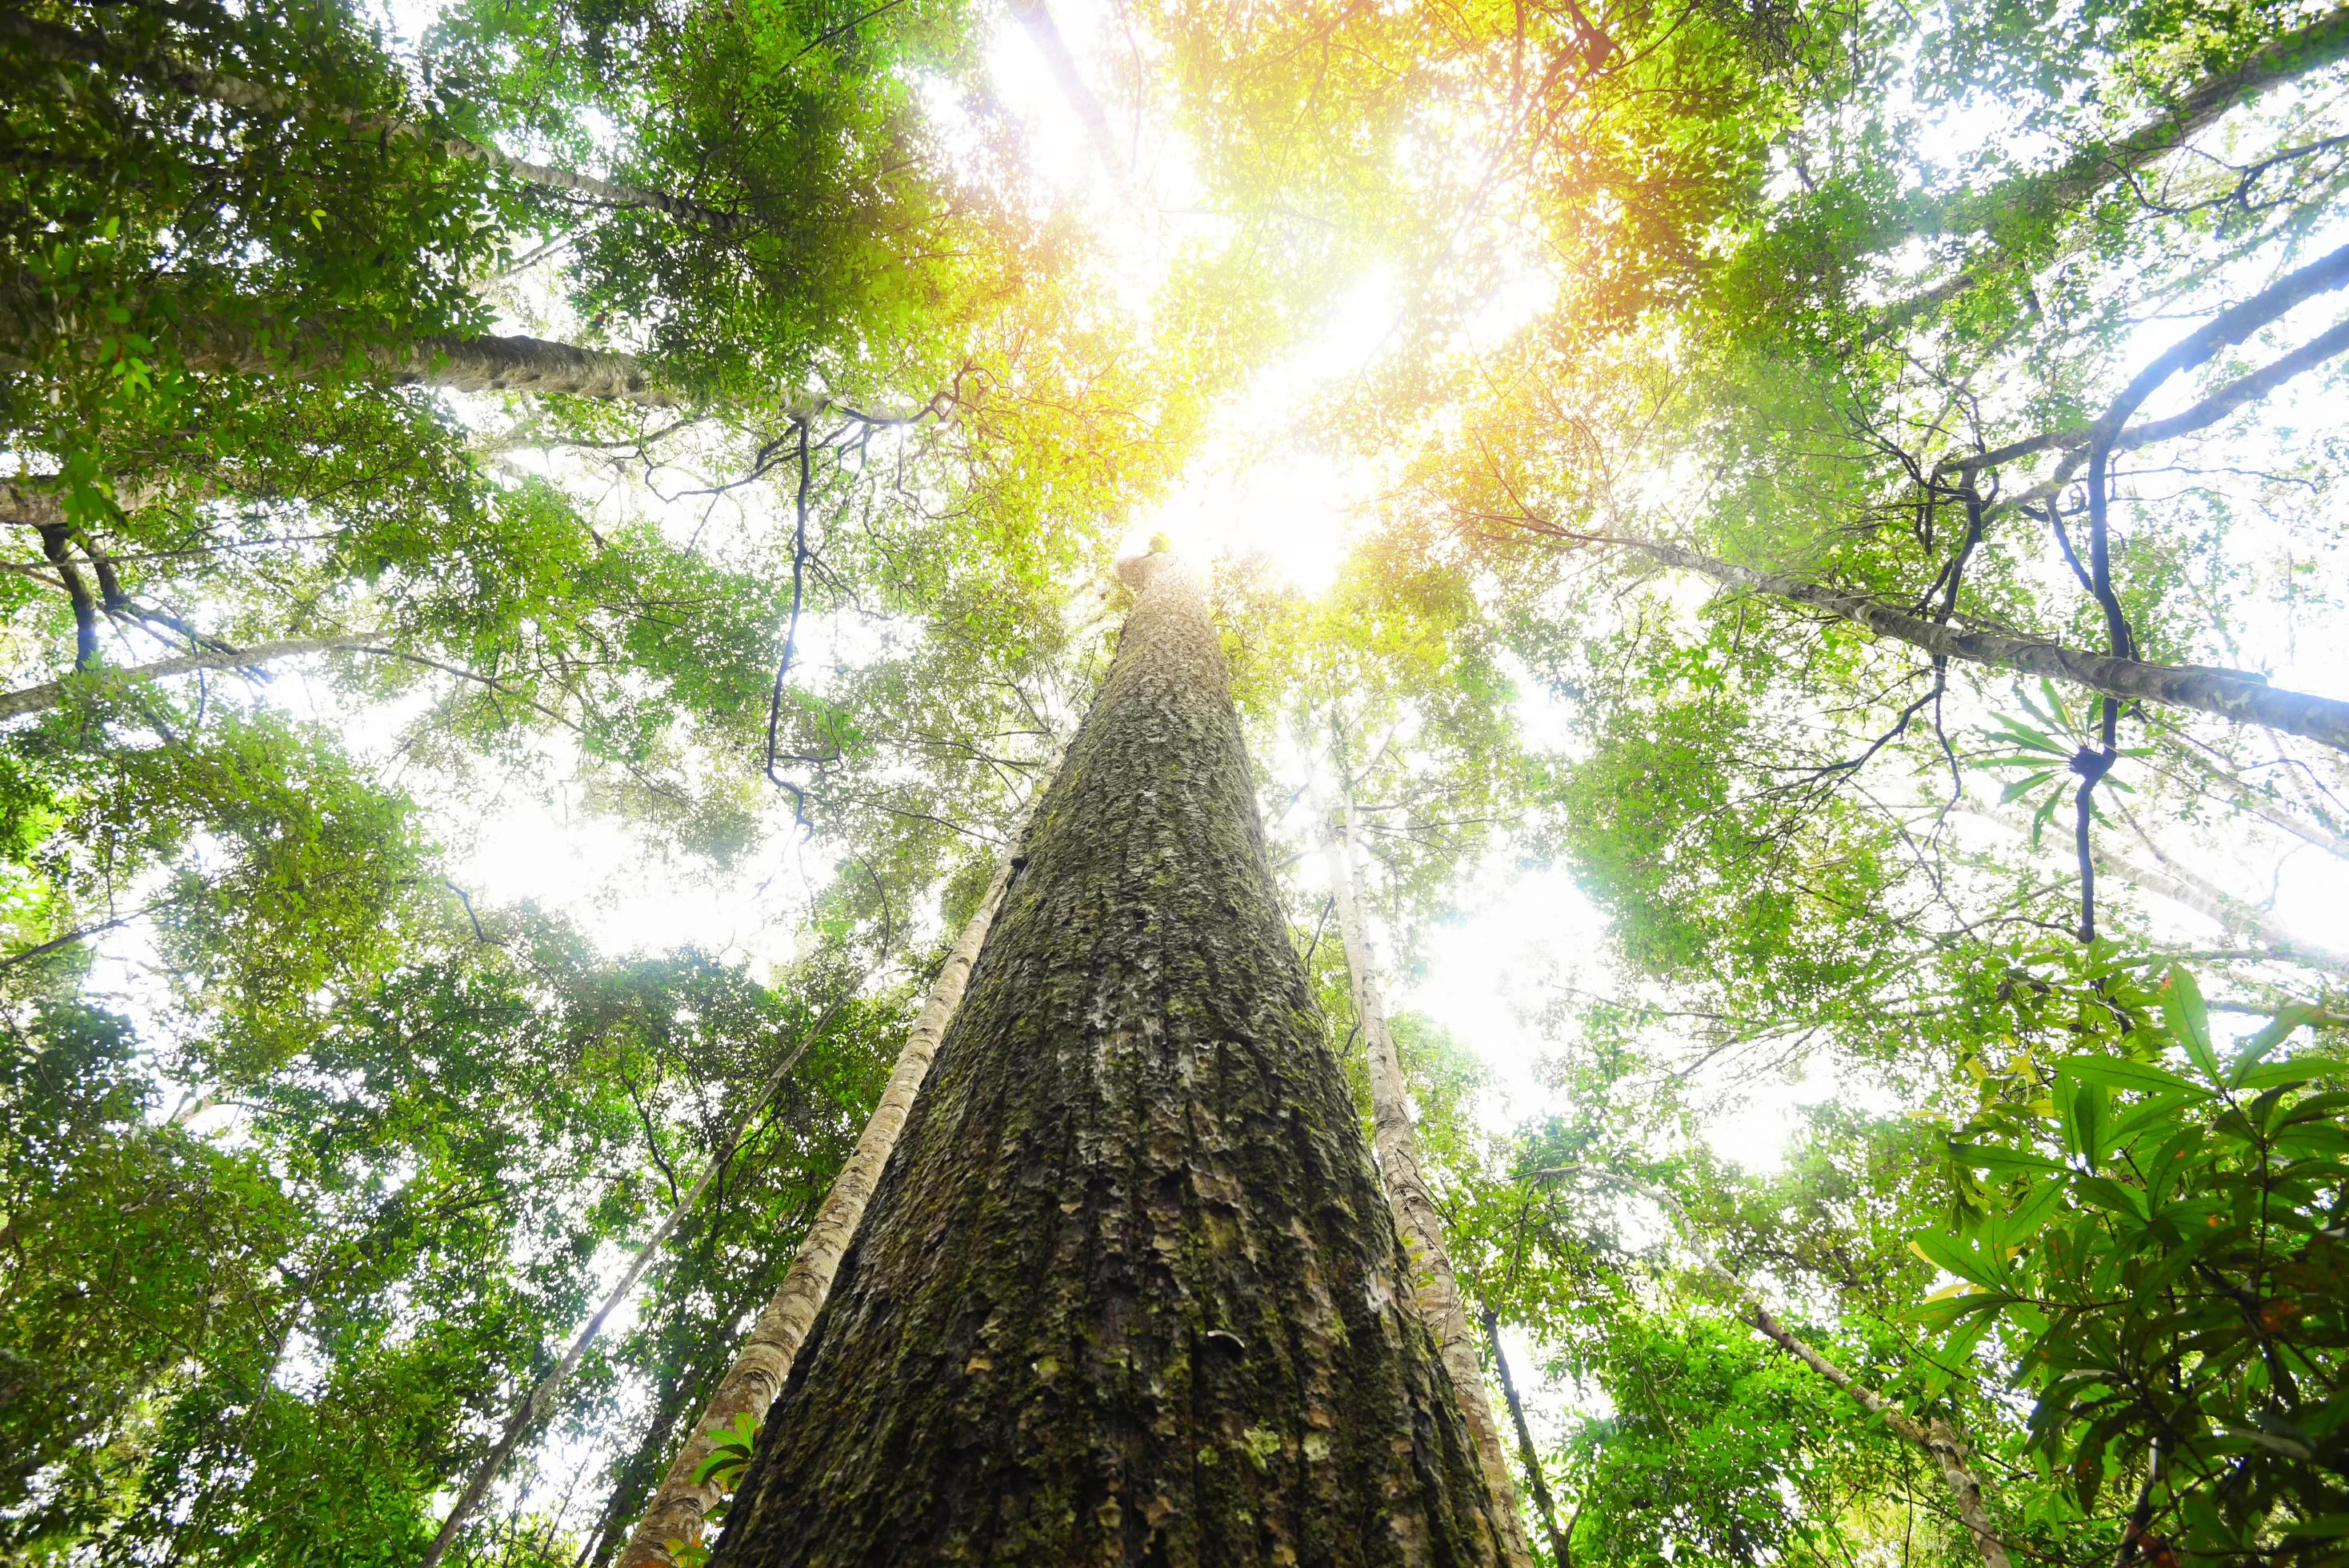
[1326,777,1535,1568]
[708,552,1511,1567]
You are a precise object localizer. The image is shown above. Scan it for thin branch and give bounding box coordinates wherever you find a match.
[1531,1165,2014,1568]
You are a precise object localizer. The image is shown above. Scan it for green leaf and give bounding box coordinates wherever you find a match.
[2238,1057,2348,1091]
[1998,769,2059,803]
[1950,1142,2065,1174]
[1909,1230,2004,1290]
[2074,1176,2147,1222]
[2159,966,2219,1081]
[2059,1056,2203,1098]
[2060,1078,2107,1170]
[2030,785,2064,846]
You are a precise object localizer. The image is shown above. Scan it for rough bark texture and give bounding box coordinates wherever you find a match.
[174,329,684,408]
[710,554,1508,1568]
[618,846,1029,1568]
[1482,1310,1572,1568]
[1328,793,1534,1568]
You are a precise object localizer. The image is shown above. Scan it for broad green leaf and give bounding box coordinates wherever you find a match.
[2059,1056,2203,1098]
[2159,966,2219,1081]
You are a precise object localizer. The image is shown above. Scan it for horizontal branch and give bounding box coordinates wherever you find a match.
[0,637,370,722]
[1488,515,2349,752]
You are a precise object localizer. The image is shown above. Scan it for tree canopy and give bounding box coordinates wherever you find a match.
[3,0,2346,1562]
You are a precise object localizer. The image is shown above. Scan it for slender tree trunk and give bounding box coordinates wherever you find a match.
[1326,780,1535,1568]
[578,1352,727,1568]
[0,306,678,406]
[1926,6,2349,239]
[182,330,685,408]
[422,991,860,1568]
[1951,806,2349,976]
[1480,1309,1571,1568]
[618,793,1054,1568]
[2093,845,2349,978]
[709,553,1511,1567]
[1869,6,2349,327]
[1496,518,2349,753]
[1006,0,1125,180]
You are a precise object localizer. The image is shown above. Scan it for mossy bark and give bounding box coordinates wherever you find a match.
[709,554,1509,1567]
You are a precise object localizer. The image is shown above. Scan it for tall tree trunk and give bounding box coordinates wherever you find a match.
[1480,1309,1572,1568]
[1925,6,2349,240]
[1006,0,1126,181]
[186,330,686,408]
[1326,780,1534,1568]
[618,799,1050,1568]
[709,553,1510,1567]
[0,306,678,407]
[2093,845,2349,978]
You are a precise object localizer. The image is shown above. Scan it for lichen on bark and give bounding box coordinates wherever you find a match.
[709,553,1511,1567]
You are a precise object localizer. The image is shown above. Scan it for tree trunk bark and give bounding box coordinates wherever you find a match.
[1327,786,1534,1568]
[0,313,678,408]
[618,807,1046,1568]
[708,553,1511,1567]
[175,330,685,408]
[1481,1310,1571,1568]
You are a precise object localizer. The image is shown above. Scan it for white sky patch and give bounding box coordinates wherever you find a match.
[1122,270,1406,589]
